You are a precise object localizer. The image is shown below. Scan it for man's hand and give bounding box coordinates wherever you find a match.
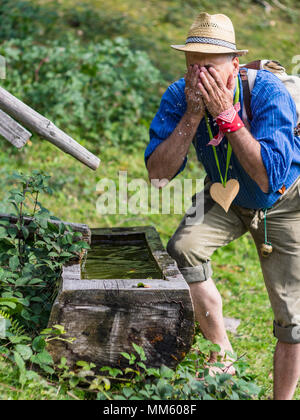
[198,66,235,118]
[195,66,269,192]
[184,64,205,120]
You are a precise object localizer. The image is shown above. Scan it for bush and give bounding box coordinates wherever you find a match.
[0,0,59,41]
[93,339,261,400]
[0,36,163,150]
[0,170,91,386]
[0,0,134,43]
[0,170,89,331]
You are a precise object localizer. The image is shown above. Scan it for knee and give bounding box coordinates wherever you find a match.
[166,236,179,259]
[167,233,202,267]
[166,235,188,264]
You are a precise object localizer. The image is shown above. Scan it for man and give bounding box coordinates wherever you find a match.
[145,12,300,400]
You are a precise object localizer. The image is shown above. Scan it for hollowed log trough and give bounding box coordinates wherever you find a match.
[48,226,194,369]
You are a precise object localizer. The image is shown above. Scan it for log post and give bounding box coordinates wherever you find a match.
[0,86,100,170]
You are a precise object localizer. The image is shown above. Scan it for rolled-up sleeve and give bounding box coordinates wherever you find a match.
[251,89,298,193]
[144,81,187,177]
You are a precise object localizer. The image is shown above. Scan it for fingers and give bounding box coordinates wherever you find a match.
[199,68,215,95]
[207,67,225,90]
[197,80,210,103]
[186,64,200,89]
[195,67,236,117]
[193,66,201,89]
[184,64,205,115]
[191,65,200,89]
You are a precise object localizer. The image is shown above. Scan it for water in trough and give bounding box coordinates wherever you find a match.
[80,237,163,280]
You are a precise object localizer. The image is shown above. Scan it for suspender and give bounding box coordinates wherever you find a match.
[239,64,286,195]
[240,68,253,122]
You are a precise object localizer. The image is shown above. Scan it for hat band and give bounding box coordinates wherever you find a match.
[186,36,236,50]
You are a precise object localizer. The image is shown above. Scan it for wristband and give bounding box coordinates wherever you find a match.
[207,102,244,147]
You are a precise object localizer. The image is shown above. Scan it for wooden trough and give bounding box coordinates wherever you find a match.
[47,226,195,369]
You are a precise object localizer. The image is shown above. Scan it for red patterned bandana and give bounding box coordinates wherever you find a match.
[207,103,244,147]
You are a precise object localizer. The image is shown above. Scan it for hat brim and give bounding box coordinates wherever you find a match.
[171,43,248,56]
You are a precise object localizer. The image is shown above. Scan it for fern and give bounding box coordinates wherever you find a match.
[0,310,25,337]
[0,309,11,322]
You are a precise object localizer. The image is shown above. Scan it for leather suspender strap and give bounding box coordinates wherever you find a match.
[239,68,253,122]
[242,60,261,70]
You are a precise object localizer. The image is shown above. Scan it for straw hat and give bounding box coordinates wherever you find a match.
[171,12,248,56]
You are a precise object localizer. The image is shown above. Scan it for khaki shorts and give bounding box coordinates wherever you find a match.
[167,176,300,344]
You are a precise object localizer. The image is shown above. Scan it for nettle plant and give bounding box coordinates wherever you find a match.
[90,338,261,400]
[0,171,89,382]
[0,170,89,330]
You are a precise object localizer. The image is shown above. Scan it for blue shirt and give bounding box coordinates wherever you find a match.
[144,69,300,209]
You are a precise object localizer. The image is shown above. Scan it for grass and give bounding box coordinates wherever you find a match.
[29,0,300,82]
[1,0,300,400]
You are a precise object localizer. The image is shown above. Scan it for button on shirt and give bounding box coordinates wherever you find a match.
[144,69,300,209]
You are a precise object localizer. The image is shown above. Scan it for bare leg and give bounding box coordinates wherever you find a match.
[273,341,300,400]
[189,278,235,374]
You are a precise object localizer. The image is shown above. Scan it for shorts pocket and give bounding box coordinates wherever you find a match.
[272,176,300,211]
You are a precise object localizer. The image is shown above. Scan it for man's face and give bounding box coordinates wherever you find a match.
[185,52,239,87]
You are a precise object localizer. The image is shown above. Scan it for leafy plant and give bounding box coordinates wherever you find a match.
[0,170,89,385]
[34,339,259,401]
[0,171,89,330]
[93,340,261,400]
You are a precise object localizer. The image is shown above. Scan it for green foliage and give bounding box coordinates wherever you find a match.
[0,0,134,44]
[32,340,259,401]
[95,341,260,400]
[0,170,89,387]
[0,35,162,150]
[0,0,59,40]
[0,171,89,331]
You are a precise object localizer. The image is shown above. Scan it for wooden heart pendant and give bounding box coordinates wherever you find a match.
[210,179,240,213]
